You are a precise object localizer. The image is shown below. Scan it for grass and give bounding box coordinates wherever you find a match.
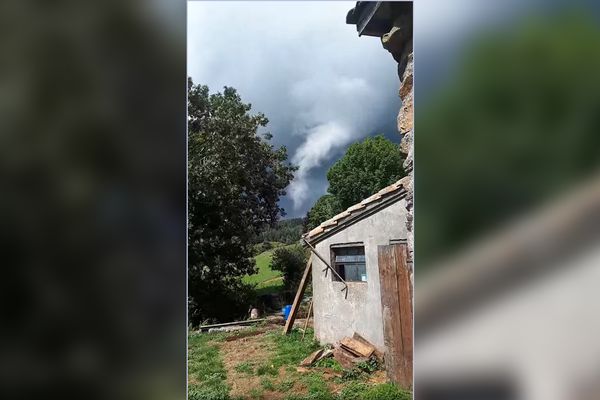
[234,362,254,375]
[244,244,299,296]
[268,328,321,368]
[188,328,413,400]
[244,248,284,296]
[188,332,230,400]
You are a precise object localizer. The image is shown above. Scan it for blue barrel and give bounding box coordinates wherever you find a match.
[282,304,292,321]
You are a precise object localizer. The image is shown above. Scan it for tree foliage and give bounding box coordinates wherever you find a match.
[305,194,343,232]
[270,244,308,298]
[188,78,296,324]
[328,135,404,210]
[305,136,404,230]
[253,217,304,245]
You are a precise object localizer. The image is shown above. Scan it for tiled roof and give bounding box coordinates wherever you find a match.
[303,177,409,243]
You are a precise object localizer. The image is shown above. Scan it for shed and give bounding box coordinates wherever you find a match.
[302,177,412,375]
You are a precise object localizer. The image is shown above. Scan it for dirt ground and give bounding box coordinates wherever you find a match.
[219,327,388,400]
[220,330,276,398]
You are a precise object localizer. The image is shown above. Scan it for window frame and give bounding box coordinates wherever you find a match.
[330,242,367,283]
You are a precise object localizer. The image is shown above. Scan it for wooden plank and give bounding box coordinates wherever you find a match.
[316,349,333,362]
[339,344,362,358]
[352,332,384,361]
[332,347,356,369]
[198,318,267,332]
[283,256,312,334]
[300,348,324,367]
[378,243,412,388]
[394,243,413,386]
[339,337,375,358]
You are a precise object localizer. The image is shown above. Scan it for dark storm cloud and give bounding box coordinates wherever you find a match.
[188,1,400,216]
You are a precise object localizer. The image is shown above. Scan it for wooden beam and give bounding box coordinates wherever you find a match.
[283,255,312,334]
[198,318,267,332]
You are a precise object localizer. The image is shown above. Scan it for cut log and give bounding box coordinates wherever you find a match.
[300,349,324,367]
[339,337,375,358]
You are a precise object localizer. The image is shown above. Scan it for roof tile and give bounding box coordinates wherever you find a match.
[308,226,324,237]
[347,203,366,212]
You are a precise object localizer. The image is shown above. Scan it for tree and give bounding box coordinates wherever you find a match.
[305,194,343,231]
[304,136,405,231]
[188,78,296,324]
[327,135,405,209]
[270,244,308,301]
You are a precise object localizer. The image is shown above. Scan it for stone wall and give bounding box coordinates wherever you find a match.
[382,22,414,270]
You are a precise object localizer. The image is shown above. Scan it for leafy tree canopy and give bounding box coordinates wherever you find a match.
[187,78,296,324]
[305,135,404,231]
[270,244,308,300]
[305,194,343,232]
[328,135,405,210]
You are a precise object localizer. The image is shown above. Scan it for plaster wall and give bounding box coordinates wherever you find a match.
[311,198,407,351]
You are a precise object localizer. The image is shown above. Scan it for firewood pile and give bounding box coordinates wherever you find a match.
[299,332,383,370]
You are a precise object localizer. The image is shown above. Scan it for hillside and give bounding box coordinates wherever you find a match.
[253,218,304,244]
[244,247,284,296]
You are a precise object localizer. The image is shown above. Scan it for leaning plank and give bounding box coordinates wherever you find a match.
[339,337,375,358]
[283,256,313,334]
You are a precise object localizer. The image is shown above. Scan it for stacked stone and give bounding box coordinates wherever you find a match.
[381,17,414,271]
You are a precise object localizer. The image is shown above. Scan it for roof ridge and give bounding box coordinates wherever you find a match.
[303,177,409,242]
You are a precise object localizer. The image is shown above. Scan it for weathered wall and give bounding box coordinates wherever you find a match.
[311,199,407,351]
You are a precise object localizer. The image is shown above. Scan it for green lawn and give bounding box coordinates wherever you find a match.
[244,245,289,296]
[188,332,230,400]
[188,327,412,400]
[245,249,282,286]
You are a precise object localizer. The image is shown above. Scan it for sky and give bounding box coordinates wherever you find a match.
[187,1,401,218]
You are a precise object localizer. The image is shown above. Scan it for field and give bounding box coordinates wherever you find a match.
[188,325,412,400]
[244,244,286,296]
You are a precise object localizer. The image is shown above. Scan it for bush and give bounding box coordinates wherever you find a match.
[188,277,257,326]
[270,244,308,298]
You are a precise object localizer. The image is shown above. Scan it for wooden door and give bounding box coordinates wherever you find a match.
[378,243,413,388]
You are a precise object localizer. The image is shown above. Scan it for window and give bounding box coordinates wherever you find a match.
[331,245,367,282]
